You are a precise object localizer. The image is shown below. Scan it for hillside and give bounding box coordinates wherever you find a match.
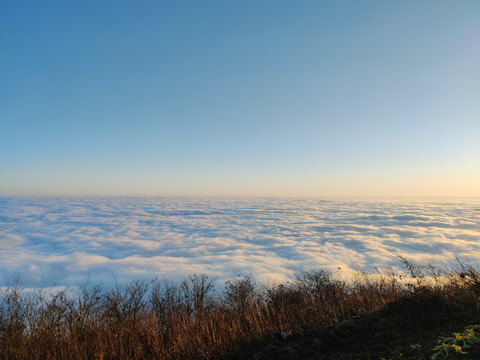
[1,259,479,359]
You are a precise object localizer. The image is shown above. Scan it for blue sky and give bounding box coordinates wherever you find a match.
[1,1,479,196]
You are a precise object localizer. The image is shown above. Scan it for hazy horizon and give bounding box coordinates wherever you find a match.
[1,194,479,200]
[1,1,479,197]
[1,184,479,198]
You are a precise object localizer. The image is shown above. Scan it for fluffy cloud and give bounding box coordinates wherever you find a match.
[0,197,479,287]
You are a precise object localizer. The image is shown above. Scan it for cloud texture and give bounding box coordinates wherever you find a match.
[0,197,479,287]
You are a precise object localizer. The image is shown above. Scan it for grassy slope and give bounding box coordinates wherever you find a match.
[231,289,480,359]
[1,260,480,359]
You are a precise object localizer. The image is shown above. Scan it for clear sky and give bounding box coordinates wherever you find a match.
[1,1,479,197]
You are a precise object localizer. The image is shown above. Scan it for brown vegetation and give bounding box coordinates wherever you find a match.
[1,259,479,359]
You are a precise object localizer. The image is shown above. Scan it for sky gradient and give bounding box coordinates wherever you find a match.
[1,1,479,197]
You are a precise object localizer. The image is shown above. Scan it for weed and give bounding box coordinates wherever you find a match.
[431,325,480,359]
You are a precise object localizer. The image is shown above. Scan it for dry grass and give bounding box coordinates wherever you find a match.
[1,259,479,359]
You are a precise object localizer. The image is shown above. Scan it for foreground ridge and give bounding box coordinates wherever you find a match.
[1,259,480,359]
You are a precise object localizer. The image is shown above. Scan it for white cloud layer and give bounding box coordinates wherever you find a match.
[0,197,479,287]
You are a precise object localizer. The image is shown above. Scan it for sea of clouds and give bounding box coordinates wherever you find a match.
[0,197,479,287]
